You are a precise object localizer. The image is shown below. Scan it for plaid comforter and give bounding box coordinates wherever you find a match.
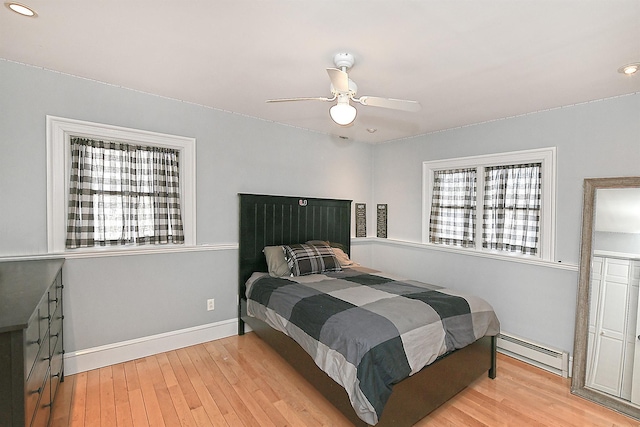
[246,266,500,425]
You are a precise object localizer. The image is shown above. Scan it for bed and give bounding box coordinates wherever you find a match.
[238,193,499,426]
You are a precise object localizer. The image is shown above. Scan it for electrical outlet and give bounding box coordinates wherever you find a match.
[207,298,215,311]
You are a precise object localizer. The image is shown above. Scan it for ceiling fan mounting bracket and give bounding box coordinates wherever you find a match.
[333,53,355,70]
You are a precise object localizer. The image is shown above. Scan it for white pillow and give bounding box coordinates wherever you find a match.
[263,246,291,277]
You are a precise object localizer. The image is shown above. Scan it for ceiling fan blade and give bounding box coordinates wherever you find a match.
[357,96,422,112]
[266,96,332,103]
[326,68,349,93]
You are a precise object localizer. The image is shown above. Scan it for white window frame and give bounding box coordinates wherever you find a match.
[46,116,196,254]
[422,147,556,261]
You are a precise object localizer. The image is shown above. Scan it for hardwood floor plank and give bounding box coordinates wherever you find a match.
[166,383,199,427]
[148,354,189,427]
[166,349,204,414]
[51,335,640,427]
[84,369,102,426]
[134,358,167,427]
[435,404,490,427]
[127,389,150,427]
[205,343,262,427]
[192,344,236,417]
[456,388,542,426]
[180,346,230,426]
[273,398,312,426]
[182,346,231,426]
[209,340,278,426]
[69,372,88,427]
[222,411,247,427]
[123,360,141,392]
[190,405,214,427]
[155,352,178,388]
[112,364,134,427]
[152,382,182,426]
[253,389,293,427]
[99,366,117,427]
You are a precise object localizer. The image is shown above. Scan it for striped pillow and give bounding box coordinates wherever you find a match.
[283,243,342,276]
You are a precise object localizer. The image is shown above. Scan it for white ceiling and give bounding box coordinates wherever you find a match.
[2,1,639,143]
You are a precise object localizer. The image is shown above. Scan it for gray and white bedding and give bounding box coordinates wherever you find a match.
[245,265,500,425]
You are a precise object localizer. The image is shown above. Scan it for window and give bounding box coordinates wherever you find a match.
[482,163,541,255]
[423,148,556,261]
[429,168,477,248]
[47,116,196,253]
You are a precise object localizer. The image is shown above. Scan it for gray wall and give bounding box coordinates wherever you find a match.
[372,93,640,353]
[0,59,373,352]
[2,57,639,359]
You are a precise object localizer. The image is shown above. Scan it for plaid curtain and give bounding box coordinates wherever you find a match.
[66,137,184,248]
[482,163,541,255]
[429,168,477,247]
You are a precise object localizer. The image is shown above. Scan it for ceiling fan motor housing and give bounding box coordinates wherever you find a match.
[333,52,355,70]
[330,79,358,96]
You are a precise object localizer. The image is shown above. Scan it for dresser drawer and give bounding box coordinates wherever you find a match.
[25,343,49,427]
[24,297,50,379]
[30,367,52,427]
[48,272,62,319]
[24,316,41,378]
[49,303,63,356]
[37,297,50,342]
[50,333,64,402]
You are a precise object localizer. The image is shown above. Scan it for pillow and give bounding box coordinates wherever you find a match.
[283,243,342,276]
[263,246,291,277]
[306,240,348,252]
[305,240,353,267]
[305,239,330,247]
[332,247,354,267]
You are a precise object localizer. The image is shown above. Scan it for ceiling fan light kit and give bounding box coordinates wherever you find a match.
[266,52,421,126]
[330,102,357,126]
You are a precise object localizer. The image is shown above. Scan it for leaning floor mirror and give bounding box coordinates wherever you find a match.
[572,176,640,420]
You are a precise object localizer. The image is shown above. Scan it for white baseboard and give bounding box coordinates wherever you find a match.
[64,319,238,375]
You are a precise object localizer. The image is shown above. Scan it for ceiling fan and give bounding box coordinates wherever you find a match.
[266,53,421,126]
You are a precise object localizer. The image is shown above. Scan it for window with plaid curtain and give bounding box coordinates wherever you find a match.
[429,168,477,247]
[66,137,184,249]
[482,163,542,255]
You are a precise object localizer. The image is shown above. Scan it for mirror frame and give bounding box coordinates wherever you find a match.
[572,176,640,420]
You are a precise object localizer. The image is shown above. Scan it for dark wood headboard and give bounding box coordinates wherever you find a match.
[238,193,352,299]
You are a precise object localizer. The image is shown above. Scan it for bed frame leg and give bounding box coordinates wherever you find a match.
[489,335,497,379]
[238,299,246,335]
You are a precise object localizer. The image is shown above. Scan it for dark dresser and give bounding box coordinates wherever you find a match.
[0,259,65,427]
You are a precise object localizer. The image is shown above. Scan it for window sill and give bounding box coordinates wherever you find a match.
[353,237,578,271]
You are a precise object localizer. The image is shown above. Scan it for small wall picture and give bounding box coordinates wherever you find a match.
[377,204,387,238]
[356,203,367,237]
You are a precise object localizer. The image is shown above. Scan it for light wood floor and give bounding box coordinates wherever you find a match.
[51,333,638,427]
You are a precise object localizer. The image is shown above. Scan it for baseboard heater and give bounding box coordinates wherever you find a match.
[497,332,569,378]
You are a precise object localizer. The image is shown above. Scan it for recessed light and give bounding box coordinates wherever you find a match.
[5,2,36,17]
[618,62,640,75]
